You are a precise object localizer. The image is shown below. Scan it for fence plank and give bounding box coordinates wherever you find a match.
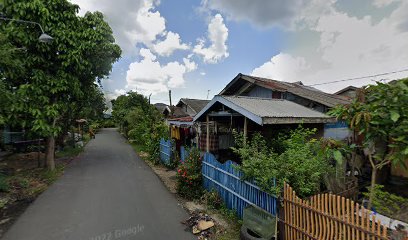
[282,182,389,240]
[202,152,277,219]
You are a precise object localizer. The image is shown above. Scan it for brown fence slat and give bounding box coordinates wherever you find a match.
[282,182,389,240]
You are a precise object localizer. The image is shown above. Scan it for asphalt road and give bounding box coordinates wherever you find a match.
[2,128,193,240]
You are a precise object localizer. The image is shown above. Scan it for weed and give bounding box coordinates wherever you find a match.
[56,146,83,158]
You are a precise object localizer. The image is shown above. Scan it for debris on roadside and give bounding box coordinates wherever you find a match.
[182,210,217,239]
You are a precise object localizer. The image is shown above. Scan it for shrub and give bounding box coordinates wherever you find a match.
[363,185,408,222]
[176,147,203,199]
[232,126,333,198]
[201,190,223,210]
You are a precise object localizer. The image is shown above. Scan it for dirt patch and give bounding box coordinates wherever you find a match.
[0,152,75,238]
[143,160,178,194]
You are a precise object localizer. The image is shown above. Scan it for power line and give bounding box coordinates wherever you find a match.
[307,68,408,86]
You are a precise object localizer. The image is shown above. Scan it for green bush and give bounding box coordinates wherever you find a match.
[233,126,333,198]
[363,185,408,221]
[201,190,223,210]
[176,147,203,199]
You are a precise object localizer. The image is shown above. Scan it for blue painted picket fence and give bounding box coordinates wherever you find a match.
[180,146,191,163]
[202,152,277,218]
[159,138,172,165]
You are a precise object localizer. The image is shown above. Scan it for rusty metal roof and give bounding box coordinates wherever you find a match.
[220,74,351,108]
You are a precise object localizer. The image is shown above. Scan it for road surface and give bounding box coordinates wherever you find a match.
[2,128,193,240]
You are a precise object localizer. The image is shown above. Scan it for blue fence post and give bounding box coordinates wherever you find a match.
[159,138,172,165]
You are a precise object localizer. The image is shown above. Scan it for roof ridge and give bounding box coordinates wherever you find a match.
[221,95,285,101]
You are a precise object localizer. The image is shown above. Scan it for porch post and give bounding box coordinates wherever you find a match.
[206,114,210,152]
[244,116,247,144]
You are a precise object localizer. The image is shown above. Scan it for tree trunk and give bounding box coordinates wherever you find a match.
[45,136,56,171]
[367,153,376,210]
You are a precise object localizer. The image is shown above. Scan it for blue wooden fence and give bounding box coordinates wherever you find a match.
[202,152,277,218]
[180,146,191,163]
[159,138,172,165]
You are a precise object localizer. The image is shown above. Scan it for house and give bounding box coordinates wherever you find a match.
[192,73,351,160]
[334,86,359,99]
[193,95,336,160]
[176,98,210,117]
[220,73,351,113]
[153,103,168,113]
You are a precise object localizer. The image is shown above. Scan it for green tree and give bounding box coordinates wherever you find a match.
[330,79,408,209]
[0,0,121,170]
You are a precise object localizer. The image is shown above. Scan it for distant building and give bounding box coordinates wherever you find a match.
[334,86,359,99]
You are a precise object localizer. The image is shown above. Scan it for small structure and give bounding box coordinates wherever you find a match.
[176,98,210,117]
[164,99,210,158]
[334,86,359,99]
[193,95,335,159]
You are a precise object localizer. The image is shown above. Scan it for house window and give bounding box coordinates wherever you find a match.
[272,91,282,99]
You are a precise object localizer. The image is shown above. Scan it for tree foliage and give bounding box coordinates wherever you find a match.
[330,78,408,208]
[111,91,168,163]
[0,0,121,170]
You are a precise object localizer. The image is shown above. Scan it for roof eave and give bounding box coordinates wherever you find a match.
[262,117,337,125]
[193,95,263,125]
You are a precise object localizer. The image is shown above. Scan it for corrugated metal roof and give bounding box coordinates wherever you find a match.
[222,96,331,118]
[177,98,210,115]
[221,74,351,108]
[194,95,335,125]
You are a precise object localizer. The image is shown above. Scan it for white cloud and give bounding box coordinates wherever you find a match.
[193,14,229,63]
[152,31,190,56]
[251,53,310,82]
[126,49,197,94]
[251,1,408,92]
[70,0,166,54]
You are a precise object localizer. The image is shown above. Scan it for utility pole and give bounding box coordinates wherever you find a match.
[148,93,152,104]
[207,90,210,100]
[168,90,172,106]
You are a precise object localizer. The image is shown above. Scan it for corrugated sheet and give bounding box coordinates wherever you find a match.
[223,96,331,118]
[178,98,210,115]
[239,74,351,107]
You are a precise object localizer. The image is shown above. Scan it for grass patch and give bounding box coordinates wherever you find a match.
[129,142,150,161]
[56,146,84,158]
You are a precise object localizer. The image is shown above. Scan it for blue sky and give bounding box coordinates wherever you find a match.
[70,0,408,105]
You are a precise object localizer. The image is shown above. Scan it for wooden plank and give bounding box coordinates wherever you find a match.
[351,201,355,240]
[309,196,316,237]
[289,186,293,240]
[328,193,333,240]
[346,198,351,240]
[342,197,346,240]
[356,203,361,240]
[361,207,366,240]
[284,184,289,240]
[371,215,376,240]
[376,219,381,239]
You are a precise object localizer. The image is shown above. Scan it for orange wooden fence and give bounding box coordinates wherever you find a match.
[283,183,389,240]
